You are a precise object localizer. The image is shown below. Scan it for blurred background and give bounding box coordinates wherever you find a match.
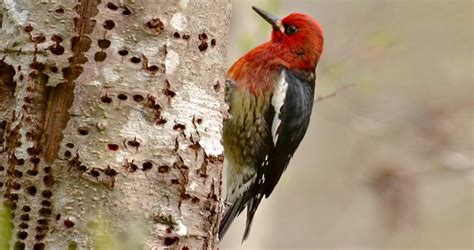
[222,0,473,249]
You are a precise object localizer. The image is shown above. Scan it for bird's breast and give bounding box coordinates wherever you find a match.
[223,89,271,172]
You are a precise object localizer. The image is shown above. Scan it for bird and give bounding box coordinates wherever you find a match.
[219,6,324,242]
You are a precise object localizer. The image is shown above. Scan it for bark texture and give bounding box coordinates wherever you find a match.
[0,0,231,249]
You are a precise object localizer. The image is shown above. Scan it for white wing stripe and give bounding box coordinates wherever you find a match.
[271,71,288,146]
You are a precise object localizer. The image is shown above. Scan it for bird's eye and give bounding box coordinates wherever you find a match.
[285,25,298,35]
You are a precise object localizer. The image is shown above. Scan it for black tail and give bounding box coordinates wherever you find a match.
[219,195,247,241]
[219,194,263,242]
[241,197,262,242]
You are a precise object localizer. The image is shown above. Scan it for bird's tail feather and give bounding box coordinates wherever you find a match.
[242,197,262,242]
[219,195,247,241]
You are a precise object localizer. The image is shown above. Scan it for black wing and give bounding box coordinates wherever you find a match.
[243,69,315,240]
[263,69,315,196]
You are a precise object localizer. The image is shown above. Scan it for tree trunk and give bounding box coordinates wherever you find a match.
[0,0,231,249]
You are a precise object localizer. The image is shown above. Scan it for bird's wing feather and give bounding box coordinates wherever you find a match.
[270,72,288,146]
[240,69,315,241]
[261,69,315,197]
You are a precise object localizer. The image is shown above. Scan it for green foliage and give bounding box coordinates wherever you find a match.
[90,219,121,250]
[0,204,13,249]
[88,217,147,250]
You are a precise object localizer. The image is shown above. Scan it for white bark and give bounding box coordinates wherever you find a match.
[0,0,231,249]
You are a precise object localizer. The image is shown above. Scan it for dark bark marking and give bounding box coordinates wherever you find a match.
[42,0,100,163]
[0,60,16,111]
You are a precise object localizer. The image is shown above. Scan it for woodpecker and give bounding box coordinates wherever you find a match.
[220,7,324,241]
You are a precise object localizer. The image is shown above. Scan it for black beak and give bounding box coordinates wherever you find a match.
[252,6,281,31]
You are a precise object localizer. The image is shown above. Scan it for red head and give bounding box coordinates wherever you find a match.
[227,7,324,95]
[253,7,324,71]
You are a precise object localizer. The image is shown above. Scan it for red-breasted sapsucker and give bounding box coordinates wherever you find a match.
[220,7,324,241]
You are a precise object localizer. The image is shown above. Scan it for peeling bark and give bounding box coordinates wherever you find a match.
[0,0,231,249]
